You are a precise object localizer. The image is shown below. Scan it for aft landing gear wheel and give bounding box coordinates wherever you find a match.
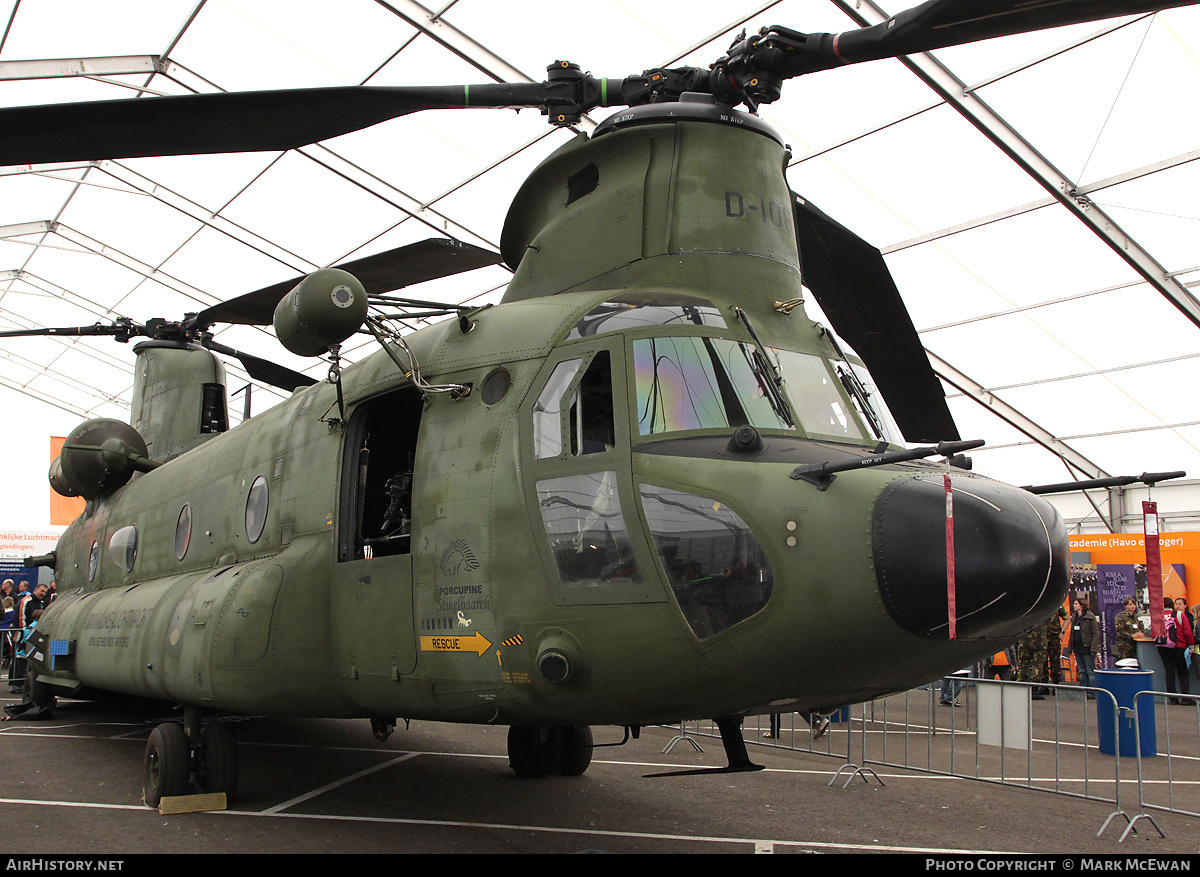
[507,725,594,777]
[194,721,239,798]
[144,722,189,807]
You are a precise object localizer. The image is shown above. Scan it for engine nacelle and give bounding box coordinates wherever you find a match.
[273,268,368,357]
[48,456,80,498]
[55,419,153,500]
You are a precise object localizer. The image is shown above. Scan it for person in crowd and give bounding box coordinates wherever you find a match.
[1,595,14,669]
[8,583,48,694]
[1114,597,1147,663]
[1016,623,1048,699]
[986,647,1014,681]
[1070,597,1101,697]
[1192,604,1200,683]
[1166,597,1194,704]
[764,710,833,739]
[1041,607,1068,695]
[939,672,964,707]
[1157,597,1193,704]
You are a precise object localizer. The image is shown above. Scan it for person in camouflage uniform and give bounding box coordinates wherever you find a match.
[1043,606,1068,691]
[1114,596,1146,662]
[1016,623,1048,698]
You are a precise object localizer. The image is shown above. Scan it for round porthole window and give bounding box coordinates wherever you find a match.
[245,476,268,544]
[481,368,511,405]
[176,504,192,561]
[108,525,138,572]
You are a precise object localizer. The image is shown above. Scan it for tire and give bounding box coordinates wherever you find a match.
[508,725,555,777]
[558,725,593,776]
[144,723,190,808]
[507,725,593,777]
[195,721,239,799]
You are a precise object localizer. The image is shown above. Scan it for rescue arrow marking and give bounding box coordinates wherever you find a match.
[420,631,493,657]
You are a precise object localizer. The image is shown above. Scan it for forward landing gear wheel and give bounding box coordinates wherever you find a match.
[195,721,239,798]
[507,725,594,777]
[144,723,189,808]
[558,724,593,776]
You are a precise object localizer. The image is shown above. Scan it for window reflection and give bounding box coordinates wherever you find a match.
[566,293,726,340]
[638,484,773,639]
[175,504,192,561]
[245,476,268,544]
[533,359,581,459]
[537,472,642,588]
[108,525,138,572]
[633,336,793,436]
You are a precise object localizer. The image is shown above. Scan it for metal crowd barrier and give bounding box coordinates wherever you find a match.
[675,676,1200,843]
[3,627,27,693]
[1127,690,1200,840]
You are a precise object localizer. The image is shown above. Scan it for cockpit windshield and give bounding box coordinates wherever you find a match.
[633,336,794,436]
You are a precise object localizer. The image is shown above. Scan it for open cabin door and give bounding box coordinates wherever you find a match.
[332,386,423,680]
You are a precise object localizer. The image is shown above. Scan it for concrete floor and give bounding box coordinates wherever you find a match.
[1,688,1198,856]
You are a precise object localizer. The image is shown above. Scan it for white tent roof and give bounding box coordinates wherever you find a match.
[1,0,1198,503]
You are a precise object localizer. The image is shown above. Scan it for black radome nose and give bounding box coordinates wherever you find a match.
[872,475,1068,640]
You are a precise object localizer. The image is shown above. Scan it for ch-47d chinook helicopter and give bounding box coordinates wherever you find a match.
[2,0,1190,805]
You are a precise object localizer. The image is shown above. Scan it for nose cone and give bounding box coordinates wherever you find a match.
[873,475,1068,640]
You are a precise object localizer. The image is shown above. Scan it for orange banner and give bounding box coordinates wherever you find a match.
[49,436,85,526]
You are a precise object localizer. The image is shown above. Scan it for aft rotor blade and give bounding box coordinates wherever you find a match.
[792,192,958,443]
[189,238,503,329]
[204,339,317,392]
[770,0,1200,77]
[0,83,549,165]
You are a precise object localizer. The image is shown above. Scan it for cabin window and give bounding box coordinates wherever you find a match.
[175,505,192,561]
[245,476,268,544]
[108,526,138,572]
[481,367,512,405]
[88,540,99,582]
[633,336,793,436]
[638,484,773,640]
[536,472,643,588]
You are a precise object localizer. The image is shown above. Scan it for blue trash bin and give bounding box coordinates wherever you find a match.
[1095,669,1156,757]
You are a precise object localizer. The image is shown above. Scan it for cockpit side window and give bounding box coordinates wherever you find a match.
[569,351,614,455]
[638,483,773,639]
[526,343,658,604]
[536,471,643,588]
[532,351,616,459]
[533,359,581,459]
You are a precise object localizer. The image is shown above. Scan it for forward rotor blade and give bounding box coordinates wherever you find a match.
[792,192,957,443]
[189,238,503,329]
[0,324,130,339]
[771,0,1200,77]
[0,83,548,166]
